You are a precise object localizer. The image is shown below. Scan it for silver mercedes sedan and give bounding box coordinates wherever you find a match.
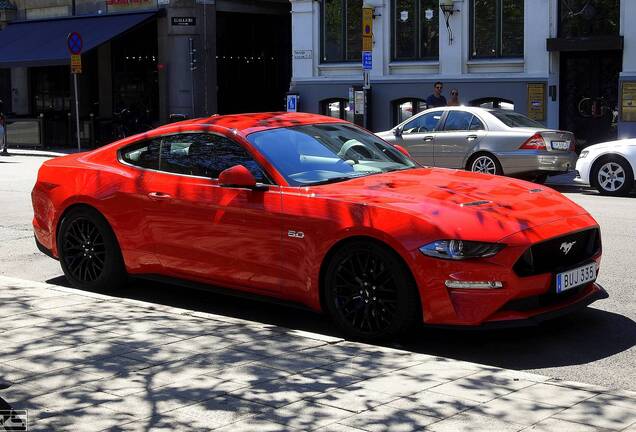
[376,107,577,182]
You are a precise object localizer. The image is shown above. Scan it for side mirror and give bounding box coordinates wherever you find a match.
[219,165,267,191]
[393,144,411,158]
[393,127,402,137]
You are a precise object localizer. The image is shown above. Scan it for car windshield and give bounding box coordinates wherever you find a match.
[247,123,417,186]
[489,111,545,128]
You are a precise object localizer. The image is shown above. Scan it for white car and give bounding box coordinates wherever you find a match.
[575,138,636,196]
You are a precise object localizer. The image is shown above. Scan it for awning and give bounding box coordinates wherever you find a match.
[0,11,157,68]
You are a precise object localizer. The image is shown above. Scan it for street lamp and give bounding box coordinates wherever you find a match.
[439,0,459,45]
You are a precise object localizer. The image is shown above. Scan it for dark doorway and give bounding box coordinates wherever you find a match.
[216,12,291,114]
[0,69,10,114]
[559,50,622,148]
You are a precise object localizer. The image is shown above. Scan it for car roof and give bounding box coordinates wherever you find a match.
[154,112,346,135]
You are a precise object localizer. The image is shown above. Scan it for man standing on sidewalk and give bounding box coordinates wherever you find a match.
[426,82,447,108]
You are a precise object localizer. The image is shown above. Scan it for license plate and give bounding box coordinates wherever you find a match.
[551,141,570,151]
[556,262,597,293]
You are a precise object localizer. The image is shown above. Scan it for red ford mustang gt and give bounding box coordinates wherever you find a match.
[32,112,607,340]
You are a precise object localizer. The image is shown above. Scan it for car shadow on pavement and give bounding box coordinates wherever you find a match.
[46,276,636,375]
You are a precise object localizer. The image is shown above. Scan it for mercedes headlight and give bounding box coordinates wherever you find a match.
[419,240,505,260]
[579,150,589,158]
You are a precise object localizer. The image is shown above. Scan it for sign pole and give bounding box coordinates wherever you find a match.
[73,73,81,151]
[67,31,83,151]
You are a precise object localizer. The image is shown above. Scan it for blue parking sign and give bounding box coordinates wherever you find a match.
[286,94,298,112]
[362,51,372,70]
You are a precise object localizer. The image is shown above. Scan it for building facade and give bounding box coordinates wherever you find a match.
[0,0,291,147]
[290,0,636,146]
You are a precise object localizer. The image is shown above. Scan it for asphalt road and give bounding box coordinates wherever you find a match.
[1,153,634,391]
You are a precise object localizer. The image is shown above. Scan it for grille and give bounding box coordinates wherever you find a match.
[501,286,585,312]
[513,228,601,277]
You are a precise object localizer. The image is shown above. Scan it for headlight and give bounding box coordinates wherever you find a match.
[419,240,505,260]
[579,150,589,158]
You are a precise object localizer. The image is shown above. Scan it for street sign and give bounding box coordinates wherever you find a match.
[286,94,298,112]
[362,7,373,52]
[70,54,82,74]
[67,32,83,55]
[362,51,372,70]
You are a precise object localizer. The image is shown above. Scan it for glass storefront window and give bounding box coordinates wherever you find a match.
[393,98,427,124]
[393,0,439,61]
[322,0,362,62]
[321,98,354,122]
[471,0,524,58]
[558,0,619,38]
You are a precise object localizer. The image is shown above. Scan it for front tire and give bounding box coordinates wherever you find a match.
[591,156,634,196]
[323,241,420,341]
[467,153,503,175]
[57,207,127,291]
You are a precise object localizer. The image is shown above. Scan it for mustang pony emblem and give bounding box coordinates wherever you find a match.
[560,241,576,255]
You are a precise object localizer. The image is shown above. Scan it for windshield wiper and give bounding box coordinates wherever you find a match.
[305,175,360,186]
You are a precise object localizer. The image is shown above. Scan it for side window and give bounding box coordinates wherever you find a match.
[402,111,443,134]
[443,111,474,131]
[469,115,485,131]
[121,138,162,169]
[159,133,267,182]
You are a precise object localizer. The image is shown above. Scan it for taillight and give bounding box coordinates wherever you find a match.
[569,136,576,151]
[520,133,546,150]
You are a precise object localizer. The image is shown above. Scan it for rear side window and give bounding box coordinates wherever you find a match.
[120,134,268,183]
[159,133,268,182]
[402,111,443,134]
[121,138,162,169]
[490,111,544,128]
[443,111,474,131]
[469,116,485,131]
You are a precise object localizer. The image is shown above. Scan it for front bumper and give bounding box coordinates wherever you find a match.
[496,150,578,176]
[411,215,604,326]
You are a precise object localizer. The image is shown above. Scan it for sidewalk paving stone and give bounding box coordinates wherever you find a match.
[523,418,610,432]
[553,394,636,430]
[386,390,480,418]
[1,275,635,432]
[255,400,356,430]
[339,405,439,431]
[426,411,525,432]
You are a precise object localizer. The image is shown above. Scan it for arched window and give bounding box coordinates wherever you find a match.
[320,98,353,122]
[392,98,427,124]
[469,97,515,111]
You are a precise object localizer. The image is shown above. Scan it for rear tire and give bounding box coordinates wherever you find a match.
[467,153,503,175]
[323,240,420,341]
[591,156,634,196]
[57,207,127,291]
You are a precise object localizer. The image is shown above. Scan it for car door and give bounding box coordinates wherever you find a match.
[434,110,487,169]
[393,110,444,166]
[141,132,284,294]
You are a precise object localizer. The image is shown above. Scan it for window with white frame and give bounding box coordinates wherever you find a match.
[470,0,524,58]
[392,0,439,61]
[321,0,363,63]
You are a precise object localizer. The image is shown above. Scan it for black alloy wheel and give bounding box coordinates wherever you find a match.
[58,207,127,291]
[324,241,420,341]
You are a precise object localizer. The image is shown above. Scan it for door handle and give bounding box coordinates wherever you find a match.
[423,135,434,142]
[466,135,478,141]
[148,192,172,200]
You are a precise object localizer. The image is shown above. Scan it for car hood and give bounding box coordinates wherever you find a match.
[310,168,589,242]
[584,138,636,151]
